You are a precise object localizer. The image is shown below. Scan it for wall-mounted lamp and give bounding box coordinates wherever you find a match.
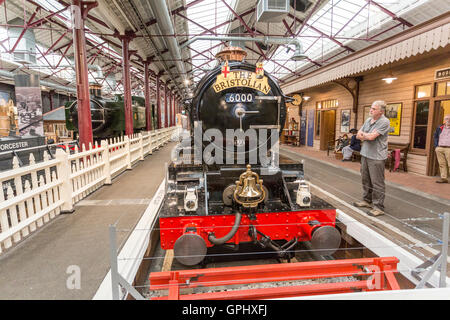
[303,95,310,101]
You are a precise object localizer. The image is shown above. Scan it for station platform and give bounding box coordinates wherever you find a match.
[0,141,448,300]
[281,145,450,203]
[280,144,450,248]
[0,142,177,300]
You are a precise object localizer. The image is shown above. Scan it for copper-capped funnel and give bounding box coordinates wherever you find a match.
[215,46,247,62]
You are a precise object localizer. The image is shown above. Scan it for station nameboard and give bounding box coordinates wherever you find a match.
[435,67,450,80]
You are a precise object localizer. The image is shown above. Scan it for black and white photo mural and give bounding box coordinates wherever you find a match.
[14,74,44,137]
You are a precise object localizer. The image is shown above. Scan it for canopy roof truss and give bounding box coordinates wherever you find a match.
[0,0,447,98]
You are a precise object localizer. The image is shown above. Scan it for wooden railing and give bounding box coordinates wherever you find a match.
[0,127,178,255]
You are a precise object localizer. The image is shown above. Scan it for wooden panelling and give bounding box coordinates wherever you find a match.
[287,49,450,175]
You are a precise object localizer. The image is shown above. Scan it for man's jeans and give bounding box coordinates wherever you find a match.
[360,156,386,209]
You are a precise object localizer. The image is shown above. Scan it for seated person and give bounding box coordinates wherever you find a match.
[335,134,350,152]
[342,128,361,161]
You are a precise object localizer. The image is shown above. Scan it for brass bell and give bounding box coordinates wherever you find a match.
[238,175,260,199]
[234,165,266,208]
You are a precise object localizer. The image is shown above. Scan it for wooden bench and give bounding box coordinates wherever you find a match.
[352,150,361,162]
[351,142,410,172]
[387,142,410,172]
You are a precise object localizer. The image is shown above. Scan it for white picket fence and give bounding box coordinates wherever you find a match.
[0,127,178,255]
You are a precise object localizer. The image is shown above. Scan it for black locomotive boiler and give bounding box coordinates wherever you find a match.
[159,47,341,266]
[65,84,154,139]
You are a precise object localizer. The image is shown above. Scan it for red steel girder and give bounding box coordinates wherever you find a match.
[9,7,40,53]
[43,30,69,56]
[27,6,69,29]
[220,0,267,60]
[288,13,355,53]
[149,257,400,300]
[366,0,413,28]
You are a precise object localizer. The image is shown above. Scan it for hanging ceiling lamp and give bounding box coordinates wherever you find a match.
[382,69,397,84]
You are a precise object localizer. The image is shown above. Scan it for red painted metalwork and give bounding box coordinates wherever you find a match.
[156,75,162,129]
[43,30,69,56]
[367,0,413,27]
[71,0,97,149]
[167,91,171,127]
[172,93,176,125]
[164,84,169,128]
[170,91,173,126]
[28,6,69,29]
[144,59,152,131]
[9,7,39,54]
[159,209,337,250]
[288,13,355,53]
[149,257,400,300]
[120,32,134,136]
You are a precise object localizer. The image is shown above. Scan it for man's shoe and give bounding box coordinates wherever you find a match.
[368,207,385,217]
[353,200,373,208]
[436,178,448,183]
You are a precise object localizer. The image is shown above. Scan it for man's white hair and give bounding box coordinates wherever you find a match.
[372,100,386,111]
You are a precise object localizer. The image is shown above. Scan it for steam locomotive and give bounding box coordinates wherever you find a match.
[159,47,341,266]
[65,84,155,139]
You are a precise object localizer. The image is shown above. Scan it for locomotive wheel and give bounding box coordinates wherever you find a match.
[173,233,207,266]
[310,226,341,256]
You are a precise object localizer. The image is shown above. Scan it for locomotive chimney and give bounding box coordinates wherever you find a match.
[89,82,102,97]
[215,46,247,63]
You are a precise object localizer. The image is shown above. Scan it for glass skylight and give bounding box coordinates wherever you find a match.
[185,0,238,84]
[265,0,430,81]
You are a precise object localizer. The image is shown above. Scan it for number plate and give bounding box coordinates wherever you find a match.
[225,93,254,103]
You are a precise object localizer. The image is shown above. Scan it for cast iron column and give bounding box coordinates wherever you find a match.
[164,84,168,128]
[172,93,177,125]
[169,91,173,126]
[71,0,97,148]
[156,75,161,129]
[120,32,134,136]
[144,59,152,131]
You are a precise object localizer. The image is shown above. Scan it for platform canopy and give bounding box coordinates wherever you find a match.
[0,0,448,99]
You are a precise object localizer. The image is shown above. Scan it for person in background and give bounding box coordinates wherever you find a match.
[342,128,361,161]
[335,134,349,152]
[434,114,450,183]
[353,101,390,217]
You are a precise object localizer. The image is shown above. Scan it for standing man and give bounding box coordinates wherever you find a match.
[434,114,450,183]
[353,101,390,217]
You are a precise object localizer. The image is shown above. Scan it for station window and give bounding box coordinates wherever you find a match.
[435,81,450,97]
[412,84,432,151]
[315,110,321,138]
[316,99,338,110]
[415,84,432,99]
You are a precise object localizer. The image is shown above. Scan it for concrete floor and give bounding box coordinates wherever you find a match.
[0,142,176,300]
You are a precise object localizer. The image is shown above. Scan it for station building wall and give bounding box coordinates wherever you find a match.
[286,48,450,176]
